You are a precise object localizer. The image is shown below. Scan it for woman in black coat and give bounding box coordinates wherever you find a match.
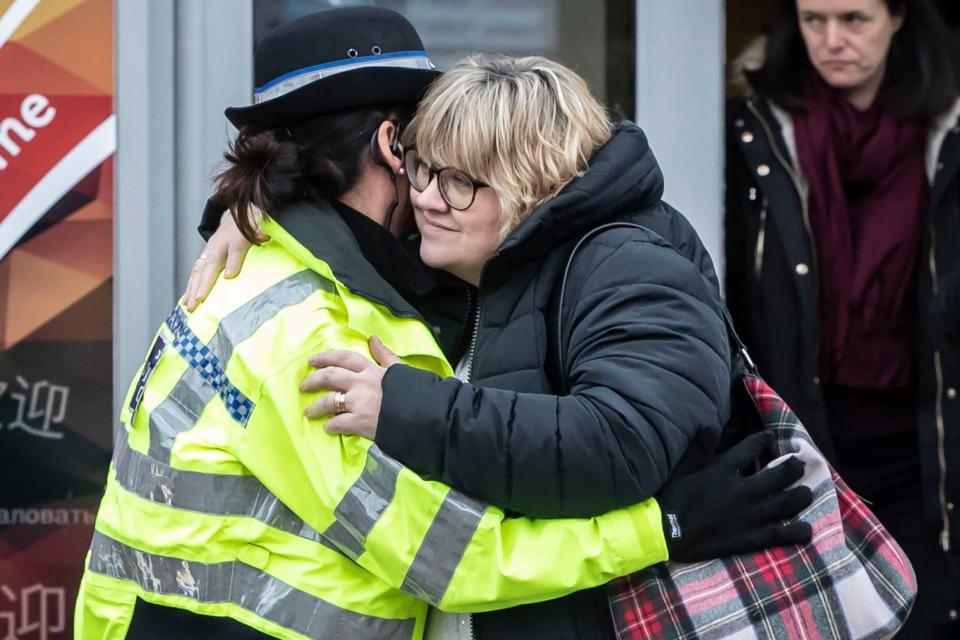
[304,54,812,639]
[189,54,812,639]
[724,0,960,635]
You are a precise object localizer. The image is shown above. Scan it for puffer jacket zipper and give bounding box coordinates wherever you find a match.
[462,295,483,383]
[459,287,481,639]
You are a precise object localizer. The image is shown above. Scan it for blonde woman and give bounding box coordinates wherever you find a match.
[191,55,812,639]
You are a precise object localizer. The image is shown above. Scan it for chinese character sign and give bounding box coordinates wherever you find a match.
[0,377,69,440]
[0,0,114,638]
[0,584,65,640]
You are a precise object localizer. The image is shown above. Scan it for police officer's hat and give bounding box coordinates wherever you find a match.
[225,7,441,129]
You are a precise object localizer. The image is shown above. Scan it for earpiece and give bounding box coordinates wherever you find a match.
[370,121,403,169]
[370,120,404,231]
[388,121,402,159]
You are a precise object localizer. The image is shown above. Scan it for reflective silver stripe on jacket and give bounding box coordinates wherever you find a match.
[113,427,404,559]
[87,531,416,640]
[114,429,327,545]
[148,367,213,461]
[322,445,403,559]
[401,491,485,606]
[112,428,485,604]
[148,270,334,462]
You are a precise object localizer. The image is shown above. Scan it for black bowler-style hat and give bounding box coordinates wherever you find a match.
[225,6,442,129]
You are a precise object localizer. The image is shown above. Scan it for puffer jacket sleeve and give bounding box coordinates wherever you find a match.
[376,231,732,518]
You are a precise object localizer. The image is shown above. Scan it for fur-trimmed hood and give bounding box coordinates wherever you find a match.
[727,35,767,98]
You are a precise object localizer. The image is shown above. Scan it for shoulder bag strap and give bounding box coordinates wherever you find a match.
[555,222,755,394]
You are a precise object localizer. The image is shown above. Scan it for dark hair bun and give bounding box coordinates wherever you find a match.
[210,105,414,243]
[211,129,304,242]
[230,129,304,204]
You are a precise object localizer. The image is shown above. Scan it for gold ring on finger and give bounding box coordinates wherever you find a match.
[333,391,347,415]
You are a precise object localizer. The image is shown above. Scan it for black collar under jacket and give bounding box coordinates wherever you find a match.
[199,196,468,357]
[271,197,436,328]
[329,200,439,300]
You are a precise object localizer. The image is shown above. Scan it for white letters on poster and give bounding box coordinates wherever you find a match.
[0,94,56,171]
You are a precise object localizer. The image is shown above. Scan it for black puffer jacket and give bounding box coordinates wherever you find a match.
[378,121,731,519]
[376,122,731,639]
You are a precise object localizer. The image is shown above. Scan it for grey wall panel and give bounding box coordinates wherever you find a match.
[114,0,252,420]
[175,0,254,291]
[635,0,724,281]
[114,0,176,422]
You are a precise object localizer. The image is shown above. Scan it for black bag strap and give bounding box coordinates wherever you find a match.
[555,221,756,394]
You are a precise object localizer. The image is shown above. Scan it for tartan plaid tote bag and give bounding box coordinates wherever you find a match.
[558,223,918,640]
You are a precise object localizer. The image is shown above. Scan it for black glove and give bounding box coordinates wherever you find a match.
[655,430,813,563]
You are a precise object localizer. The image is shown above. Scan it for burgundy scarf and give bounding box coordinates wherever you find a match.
[793,74,928,390]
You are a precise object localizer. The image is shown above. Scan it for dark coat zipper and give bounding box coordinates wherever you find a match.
[461,255,498,383]
[753,195,768,279]
[928,221,952,551]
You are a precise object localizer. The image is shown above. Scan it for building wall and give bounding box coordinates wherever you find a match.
[635,0,725,281]
[114,0,252,416]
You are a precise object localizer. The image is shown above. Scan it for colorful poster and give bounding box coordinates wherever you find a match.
[0,0,114,637]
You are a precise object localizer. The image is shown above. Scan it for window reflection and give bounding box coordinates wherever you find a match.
[253,0,635,118]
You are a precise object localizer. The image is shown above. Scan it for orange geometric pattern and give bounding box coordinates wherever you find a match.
[0,0,114,349]
[0,2,114,637]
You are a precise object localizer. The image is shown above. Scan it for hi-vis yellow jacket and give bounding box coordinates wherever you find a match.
[74,201,669,640]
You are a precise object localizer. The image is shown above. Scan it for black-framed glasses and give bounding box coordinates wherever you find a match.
[404,149,489,211]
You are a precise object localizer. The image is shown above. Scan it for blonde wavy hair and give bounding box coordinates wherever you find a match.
[404,54,612,238]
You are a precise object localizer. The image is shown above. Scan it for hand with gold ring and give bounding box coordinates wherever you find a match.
[301,336,402,439]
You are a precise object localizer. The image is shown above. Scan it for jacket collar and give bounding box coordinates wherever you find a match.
[271,197,429,323]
